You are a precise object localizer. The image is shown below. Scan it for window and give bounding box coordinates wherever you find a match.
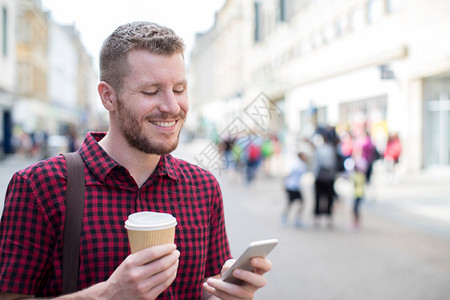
[335,16,348,37]
[254,1,262,42]
[349,6,365,32]
[277,0,297,23]
[2,7,7,56]
[367,0,383,23]
[323,24,335,44]
[18,20,31,43]
[277,0,287,22]
[18,63,33,94]
[339,96,387,125]
[386,0,403,14]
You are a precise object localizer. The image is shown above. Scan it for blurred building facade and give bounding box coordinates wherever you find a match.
[6,0,101,156]
[15,0,49,132]
[0,0,16,155]
[189,0,450,173]
[15,0,101,137]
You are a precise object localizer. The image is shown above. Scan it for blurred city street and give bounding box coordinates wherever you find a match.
[175,139,450,300]
[1,140,450,299]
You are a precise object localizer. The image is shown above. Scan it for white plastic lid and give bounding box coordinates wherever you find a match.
[124,211,177,231]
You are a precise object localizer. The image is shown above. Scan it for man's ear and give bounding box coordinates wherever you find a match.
[98,81,117,112]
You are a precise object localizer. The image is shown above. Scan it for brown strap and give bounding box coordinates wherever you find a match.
[62,152,85,294]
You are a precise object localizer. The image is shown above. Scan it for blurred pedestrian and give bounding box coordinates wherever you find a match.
[336,130,352,172]
[353,129,380,201]
[231,138,245,174]
[32,129,49,159]
[15,128,32,159]
[221,135,236,171]
[281,152,308,228]
[350,147,368,230]
[384,132,402,183]
[360,130,379,185]
[66,125,79,153]
[244,137,262,185]
[338,130,354,159]
[313,131,338,228]
[261,135,274,176]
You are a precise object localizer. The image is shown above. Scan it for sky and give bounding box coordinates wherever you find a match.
[40,0,226,68]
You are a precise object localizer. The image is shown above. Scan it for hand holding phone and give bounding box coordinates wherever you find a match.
[220,239,279,285]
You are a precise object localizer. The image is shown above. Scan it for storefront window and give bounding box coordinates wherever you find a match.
[424,76,450,166]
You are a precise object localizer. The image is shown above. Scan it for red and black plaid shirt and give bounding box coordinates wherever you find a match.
[0,132,231,298]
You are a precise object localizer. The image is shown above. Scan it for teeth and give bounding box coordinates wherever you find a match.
[150,121,176,127]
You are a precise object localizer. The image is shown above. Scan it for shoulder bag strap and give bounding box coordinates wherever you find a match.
[62,152,85,294]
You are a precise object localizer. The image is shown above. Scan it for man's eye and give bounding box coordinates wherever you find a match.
[143,91,158,96]
[174,88,185,94]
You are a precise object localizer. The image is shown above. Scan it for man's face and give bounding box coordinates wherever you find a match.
[115,49,188,155]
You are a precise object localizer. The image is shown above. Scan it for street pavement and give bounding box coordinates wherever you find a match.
[217,173,450,300]
[1,144,450,299]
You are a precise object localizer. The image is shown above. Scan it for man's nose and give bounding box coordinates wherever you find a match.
[159,90,181,115]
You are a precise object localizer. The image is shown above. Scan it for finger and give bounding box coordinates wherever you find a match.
[137,249,180,280]
[130,243,177,266]
[147,267,178,299]
[138,257,180,297]
[232,268,267,289]
[203,277,253,300]
[222,259,236,271]
[250,257,272,274]
[219,258,236,275]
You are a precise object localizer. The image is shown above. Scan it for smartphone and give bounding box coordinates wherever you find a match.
[221,238,279,284]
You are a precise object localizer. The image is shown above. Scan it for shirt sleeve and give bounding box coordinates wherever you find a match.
[205,179,232,277]
[0,172,56,295]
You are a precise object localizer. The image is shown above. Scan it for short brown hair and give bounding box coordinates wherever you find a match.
[99,21,185,92]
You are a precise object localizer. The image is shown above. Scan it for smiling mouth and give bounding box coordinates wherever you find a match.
[149,120,177,127]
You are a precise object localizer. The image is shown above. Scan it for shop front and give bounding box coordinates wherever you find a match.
[423,74,450,168]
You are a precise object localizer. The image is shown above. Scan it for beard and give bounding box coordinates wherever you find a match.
[116,97,186,155]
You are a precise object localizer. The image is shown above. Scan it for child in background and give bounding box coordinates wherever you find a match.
[282,152,308,227]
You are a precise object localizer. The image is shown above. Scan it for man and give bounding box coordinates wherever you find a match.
[0,22,272,299]
[313,130,338,228]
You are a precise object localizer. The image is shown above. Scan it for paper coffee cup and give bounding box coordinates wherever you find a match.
[125,211,177,253]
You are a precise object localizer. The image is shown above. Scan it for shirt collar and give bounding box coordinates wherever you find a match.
[79,132,179,183]
[79,132,118,183]
[157,154,180,181]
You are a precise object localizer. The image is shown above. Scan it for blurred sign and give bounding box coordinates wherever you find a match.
[379,65,394,80]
